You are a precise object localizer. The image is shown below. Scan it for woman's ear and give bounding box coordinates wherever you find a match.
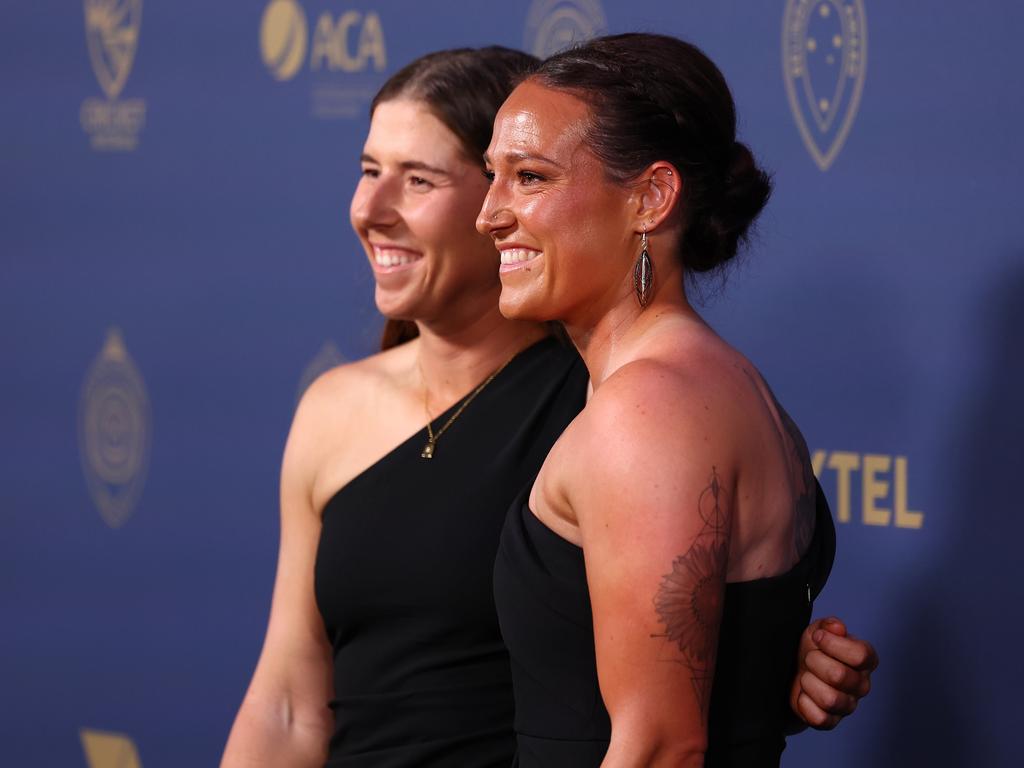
[632,162,682,232]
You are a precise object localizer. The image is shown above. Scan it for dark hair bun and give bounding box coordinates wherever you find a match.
[685,142,772,273]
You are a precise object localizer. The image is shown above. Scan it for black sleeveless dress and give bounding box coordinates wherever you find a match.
[493,481,836,767]
[314,337,589,767]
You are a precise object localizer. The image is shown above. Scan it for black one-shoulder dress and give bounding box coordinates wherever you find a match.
[314,337,589,767]
[493,481,836,767]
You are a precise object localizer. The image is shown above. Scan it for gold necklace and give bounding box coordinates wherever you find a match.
[420,355,515,459]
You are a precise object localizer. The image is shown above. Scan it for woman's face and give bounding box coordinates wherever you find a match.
[477,80,635,325]
[350,99,498,326]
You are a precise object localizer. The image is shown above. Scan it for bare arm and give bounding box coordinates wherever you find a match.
[221,390,335,767]
[788,617,878,731]
[563,368,734,767]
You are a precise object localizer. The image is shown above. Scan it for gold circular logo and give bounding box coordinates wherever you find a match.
[260,0,308,81]
[524,0,607,58]
[79,328,151,528]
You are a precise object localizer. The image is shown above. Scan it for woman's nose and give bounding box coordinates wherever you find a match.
[476,186,514,237]
[352,176,400,230]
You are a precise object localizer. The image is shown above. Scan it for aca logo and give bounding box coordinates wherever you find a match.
[261,0,308,81]
[783,0,867,171]
[524,0,608,58]
[80,729,142,768]
[80,0,147,151]
[296,339,346,402]
[79,329,151,529]
[260,0,387,119]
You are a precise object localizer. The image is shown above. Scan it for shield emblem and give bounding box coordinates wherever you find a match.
[783,0,868,171]
[84,0,143,100]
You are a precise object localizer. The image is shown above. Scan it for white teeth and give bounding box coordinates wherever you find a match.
[373,247,422,267]
[500,248,541,265]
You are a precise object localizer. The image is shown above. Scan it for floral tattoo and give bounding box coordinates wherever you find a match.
[651,466,730,722]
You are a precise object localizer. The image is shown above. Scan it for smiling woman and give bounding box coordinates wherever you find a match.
[221,43,876,768]
[351,98,497,330]
[220,47,587,768]
[480,34,868,767]
[481,79,637,325]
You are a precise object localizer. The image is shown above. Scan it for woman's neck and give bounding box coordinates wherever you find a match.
[564,267,697,389]
[414,307,549,409]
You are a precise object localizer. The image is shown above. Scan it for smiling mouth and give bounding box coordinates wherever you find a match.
[499,248,542,268]
[372,246,423,269]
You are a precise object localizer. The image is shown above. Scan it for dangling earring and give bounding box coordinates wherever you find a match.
[634,226,653,308]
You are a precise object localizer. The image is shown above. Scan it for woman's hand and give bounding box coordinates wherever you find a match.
[790,617,879,730]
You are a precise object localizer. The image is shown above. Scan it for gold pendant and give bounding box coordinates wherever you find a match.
[421,441,435,459]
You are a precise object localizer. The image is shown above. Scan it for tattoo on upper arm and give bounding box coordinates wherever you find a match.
[651,466,730,722]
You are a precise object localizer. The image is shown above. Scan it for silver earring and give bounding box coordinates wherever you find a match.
[634,228,653,308]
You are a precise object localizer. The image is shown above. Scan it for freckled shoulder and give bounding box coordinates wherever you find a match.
[560,359,743,521]
[579,358,741,454]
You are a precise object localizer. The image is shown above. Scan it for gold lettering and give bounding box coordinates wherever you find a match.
[826,451,859,523]
[309,13,335,71]
[894,456,924,528]
[811,449,826,477]
[334,11,362,72]
[359,11,387,71]
[306,11,387,74]
[862,454,891,526]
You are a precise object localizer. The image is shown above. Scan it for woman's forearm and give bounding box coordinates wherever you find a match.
[221,691,331,768]
[600,714,706,768]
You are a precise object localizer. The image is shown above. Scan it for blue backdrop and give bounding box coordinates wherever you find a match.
[3,1,1021,766]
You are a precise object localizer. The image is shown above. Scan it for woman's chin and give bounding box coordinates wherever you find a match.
[374,288,418,322]
[498,291,549,323]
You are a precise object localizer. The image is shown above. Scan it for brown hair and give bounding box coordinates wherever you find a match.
[369,47,539,349]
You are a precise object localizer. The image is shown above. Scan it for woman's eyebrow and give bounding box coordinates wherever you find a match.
[483,150,564,170]
[361,152,451,176]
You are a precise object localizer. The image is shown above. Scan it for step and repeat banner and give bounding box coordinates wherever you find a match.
[2,1,1021,766]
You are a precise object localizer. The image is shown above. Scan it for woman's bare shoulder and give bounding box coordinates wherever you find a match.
[593,343,751,428]
[298,342,414,419]
[286,344,416,470]
[564,334,763,488]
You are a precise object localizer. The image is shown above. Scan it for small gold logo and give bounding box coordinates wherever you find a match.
[81,0,146,151]
[296,340,346,402]
[80,728,143,768]
[79,329,151,529]
[85,0,142,100]
[260,1,387,119]
[260,0,308,82]
[783,0,867,171]
[523,0,607,59]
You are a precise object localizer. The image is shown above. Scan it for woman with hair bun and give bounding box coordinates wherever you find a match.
[481,33,858,766]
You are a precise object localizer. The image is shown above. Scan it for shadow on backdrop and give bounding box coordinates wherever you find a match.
[872,262,1024,767]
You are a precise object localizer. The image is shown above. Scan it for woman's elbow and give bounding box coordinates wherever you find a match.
[222,692,331,767]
